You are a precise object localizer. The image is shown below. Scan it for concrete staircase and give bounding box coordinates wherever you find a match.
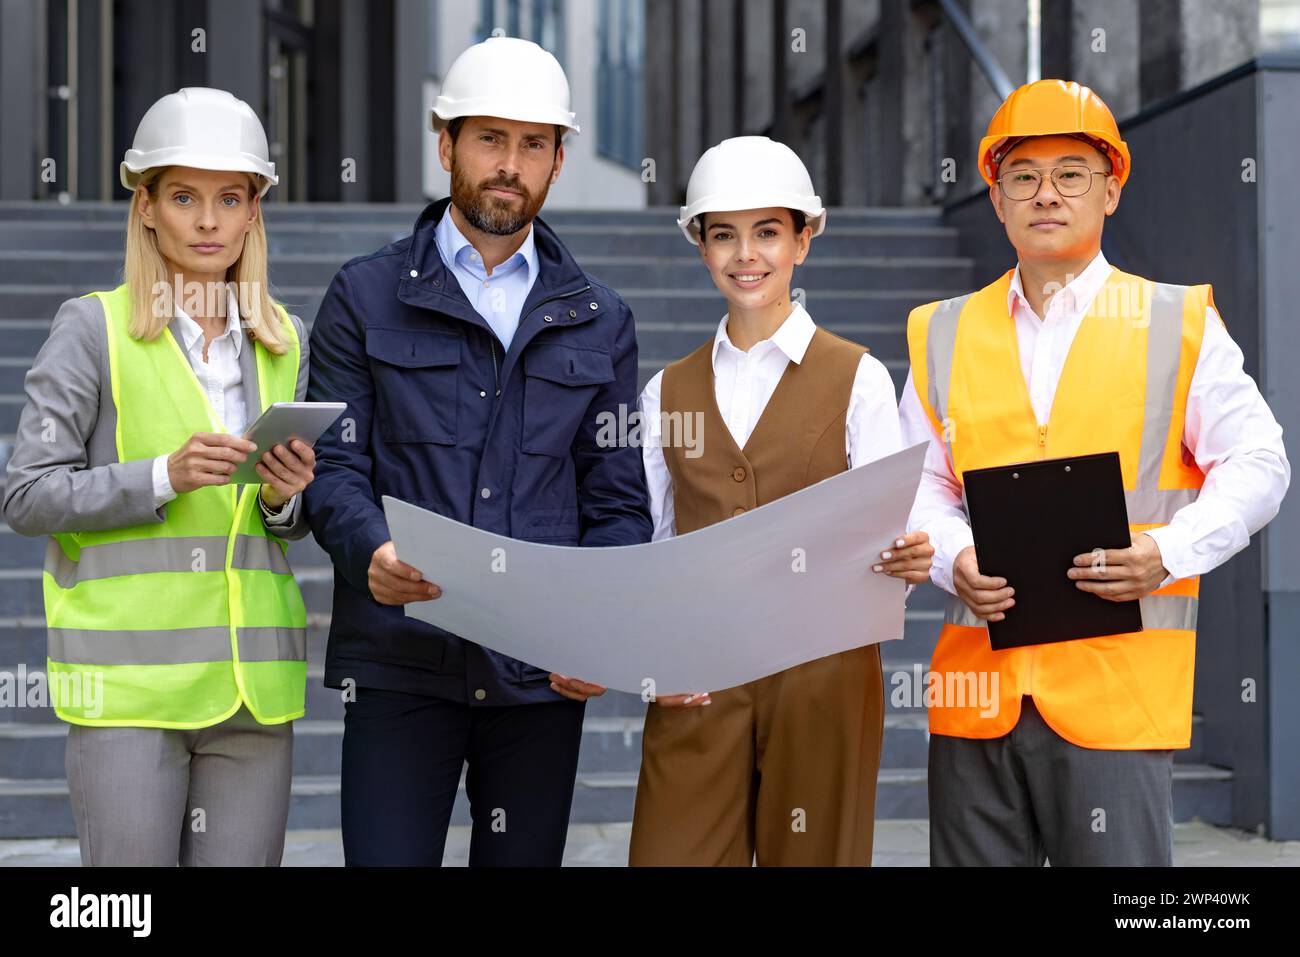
[0,201,1231,838]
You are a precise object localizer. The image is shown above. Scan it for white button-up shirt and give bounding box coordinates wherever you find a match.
[900,250,1291,595]
[150,287,296,524]
[434,206,539,351]
[639,303,903,541]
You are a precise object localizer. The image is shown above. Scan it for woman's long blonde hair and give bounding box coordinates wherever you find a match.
[123,167,292,355]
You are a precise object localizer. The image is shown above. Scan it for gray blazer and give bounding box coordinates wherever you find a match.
[2,294,311,541]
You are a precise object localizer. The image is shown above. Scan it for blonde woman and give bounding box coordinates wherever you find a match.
[2,88,315,866]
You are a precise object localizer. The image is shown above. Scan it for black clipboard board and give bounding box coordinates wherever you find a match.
[963,451,1143,650]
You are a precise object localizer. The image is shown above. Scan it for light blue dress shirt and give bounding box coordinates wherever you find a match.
[434,206,540,351]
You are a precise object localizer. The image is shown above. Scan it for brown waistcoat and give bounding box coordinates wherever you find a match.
[660,326,868,534]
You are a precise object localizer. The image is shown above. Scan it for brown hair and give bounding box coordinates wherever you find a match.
[697,208,808,244]
[446,116,564,156]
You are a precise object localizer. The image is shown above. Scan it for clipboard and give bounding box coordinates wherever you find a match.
[963,451,1143,650]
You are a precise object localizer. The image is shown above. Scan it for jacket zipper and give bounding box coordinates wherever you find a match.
[531,284,593,317]
[482,283,592,416]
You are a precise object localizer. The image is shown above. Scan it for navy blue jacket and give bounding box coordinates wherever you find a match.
[303,198,652,706]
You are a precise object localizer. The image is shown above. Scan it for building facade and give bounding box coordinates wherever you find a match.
[0,0,648,206]
[644,0,1278,207]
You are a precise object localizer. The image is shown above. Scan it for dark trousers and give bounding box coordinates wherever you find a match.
[929,695,1175,866]
[340,687,586,866]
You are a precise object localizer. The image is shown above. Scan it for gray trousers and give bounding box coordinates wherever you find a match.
[65,704,293,866]
[928,695,1174,866]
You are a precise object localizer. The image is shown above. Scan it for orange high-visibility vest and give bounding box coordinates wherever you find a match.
[906,267,1213,749]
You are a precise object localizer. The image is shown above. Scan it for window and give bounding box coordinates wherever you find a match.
[532,0,565,67]
[477,0,563,66]
[475,0,495,40]
[596,0,645,170]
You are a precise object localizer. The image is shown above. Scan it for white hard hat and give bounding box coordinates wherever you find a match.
[120,87,278,197]
[678,136,825,245]
[431,36,579,135]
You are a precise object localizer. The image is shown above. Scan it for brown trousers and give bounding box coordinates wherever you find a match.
[629,643,884,866]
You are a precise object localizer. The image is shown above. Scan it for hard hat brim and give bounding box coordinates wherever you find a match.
[677,195,827,246]
[430,99,580,136]
[978,130,1130,187]
[120,149,277,197]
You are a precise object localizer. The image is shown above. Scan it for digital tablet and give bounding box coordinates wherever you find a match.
[230,401,347,485]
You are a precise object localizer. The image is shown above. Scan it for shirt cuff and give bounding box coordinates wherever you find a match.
[1140,525,1187,588]
[259,491,300,527]
[151,454,177,509]
[927,519,975,597]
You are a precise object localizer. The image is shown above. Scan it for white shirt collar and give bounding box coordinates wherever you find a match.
[1007,249,1113,320]
[711,302,817,373]
[438,203,538,282]
[175,286,244,357]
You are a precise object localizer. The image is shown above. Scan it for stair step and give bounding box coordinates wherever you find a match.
[0,251,974,294]
[0,285,967,326]
[0,201,948,229]
[0,223,961,259]
[0,574,945,648]
[0,337,913,397]
[0,762,1235,839]
[0,682,1211,779]
[0,659,654,719]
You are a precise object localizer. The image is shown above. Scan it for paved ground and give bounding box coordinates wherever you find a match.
[2,820,1297,866]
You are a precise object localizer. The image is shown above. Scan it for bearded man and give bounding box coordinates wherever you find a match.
[303,37,651,867]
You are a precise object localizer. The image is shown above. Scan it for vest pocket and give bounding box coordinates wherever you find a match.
[365,328,461,444]
[520,344,615,456]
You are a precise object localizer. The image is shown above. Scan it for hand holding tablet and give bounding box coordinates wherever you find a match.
[230,401,347,485]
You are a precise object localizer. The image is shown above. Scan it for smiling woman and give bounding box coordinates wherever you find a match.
[1,86,318,867]
[626,135,930,867]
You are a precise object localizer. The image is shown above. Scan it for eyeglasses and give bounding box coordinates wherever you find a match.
[996,165,1110,200]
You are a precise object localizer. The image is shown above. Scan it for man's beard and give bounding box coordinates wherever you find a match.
[450,164,550,236]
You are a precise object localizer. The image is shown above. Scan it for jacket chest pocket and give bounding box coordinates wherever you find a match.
[520,343,616,457]
[365,328,461,444]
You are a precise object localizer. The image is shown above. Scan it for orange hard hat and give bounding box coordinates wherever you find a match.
[978,79,1130,187]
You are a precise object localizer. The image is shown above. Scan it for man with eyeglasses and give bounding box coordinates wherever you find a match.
[900,80,1289,866]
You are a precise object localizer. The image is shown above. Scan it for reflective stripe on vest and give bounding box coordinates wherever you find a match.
[943,592,1198,632]
[49,625,307,665]
[909,268,1210,749]
[44,535,293,587]
[43,284,307,729]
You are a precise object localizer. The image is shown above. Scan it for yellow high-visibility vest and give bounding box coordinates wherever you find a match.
[907,268,1210,749]
[43,284,307,728]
